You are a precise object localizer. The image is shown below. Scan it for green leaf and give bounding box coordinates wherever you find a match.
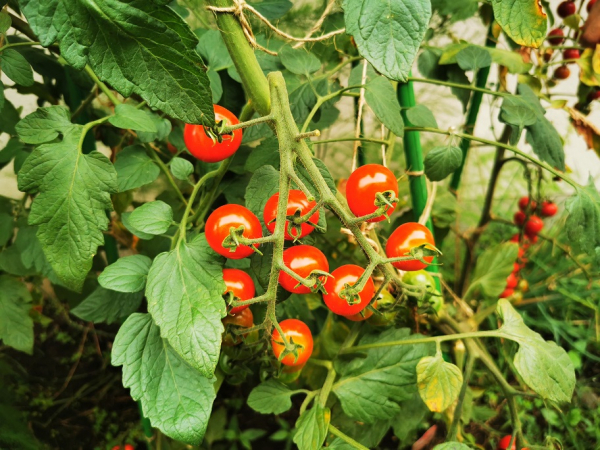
[0,212,13,246]
[112,313,216,444]
[197,29,234,72]
[333,328,434,423]
[433,443,474,450]
[565,178,600,266]
[0,99,20,135]
[0,275,34,354]
[491,0,547,48]
[122,211,155,240]
[406,104,438,129]
[170,157,194,180]
[456,46,492,71]
[249,0,293,20]
[128,201,173,235]
[417,351,463,412]
[71,286,143,324]
[146,234,226,377]
[245,165,280,231]
[343,0,431,82]
[431,0,478,22]
[99,255,152,293]
[15,105,72,144]
[496,299,576,403]
[1,49,34,86]
[364,76,404,137]
[247,379,295,414]
[293,404,330,450]
[391,392,430,440]
[0,79,4,110]
[19,0,214,125]
[0,10,11,34]
[439,43,532,74]
[467,242,519,298]
[137,116,173,143]
[17,109,117,291]
[244,137,280,172]
[108,104,158,132]
[114,145,160,192]
[279,45,321,75]
[207,69,222,103]
[424,146,462,182]
[499,95,538,144]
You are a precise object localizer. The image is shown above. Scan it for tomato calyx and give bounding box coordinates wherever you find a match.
[204,117,236,145]
[339,281,370,306]
[221,225,264,255]
[275,206,324,241]
[272,335,305,365]
[354,190,399,223]
[386,243,442,266]
[280,264,332,294]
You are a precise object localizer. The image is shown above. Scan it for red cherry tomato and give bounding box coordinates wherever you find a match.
[346,164,399,222]
[540,201,558,217]
[554,65,571,80]
[386,222,435,271]
[206,204,262,259]
[184,105,242,163]
[496,435,530,450]
[223,268,255,315]
[263,190,319,240]
[323,264,375,315]
[563,48,580,60]
[588,0,597,12]
[279,245,329,294]
[222,307,254,346]
[547,28,565,45]
[512,262,520,273]
[499,288,514,299]
[111,446,135,450]
[518,197,536,212]
[557,0,576,17]
[524,215,544,237]
[514,211,526,226]
[509,233,520,243]
[271,319,313,367]
[506,273,518,289]
[344,301,377,321]
[587,89,600,102]
[518,247,526,260]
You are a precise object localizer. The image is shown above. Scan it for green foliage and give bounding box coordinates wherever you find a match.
[0,275,33,354]
[98,255,152,293]
[424,145,462,181]
[417,350,463,412]
[491,0,548,48]
[1,49,34,86]
[293,404,330,450]
[247,379,295,414]
[108,104,157,133]
[114,145,160,191]
[128,201,173,235]
[467,243,519,298]
[565,178,600,267]
[71,286,144,324]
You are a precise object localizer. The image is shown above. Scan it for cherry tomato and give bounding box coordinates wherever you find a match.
[345,301,376,321]
[506,273,518,289]
[429,289,444,313]
[279,245,329,294]
[587,89,600,102]
[402,270,436,292]
[496,435,529,450]
[553,65,571,80]
[271,319,313,367]
[563,48,580,60]
[386,222,435,271]
[368,290,398,326]
[346,164,399,222]
[509,233,521,243]
[512,262,520,273]
[323,264,375,315]
[513,211,526,226]
[547,28,565,45]
[111,446,135,450]
[499,288,514,299]
[557,0,576,17]
[524,215,543,237]
[518,197,536,212]
[263,190,319,240]
[588,0,597,12]
[540,201,558,217]
[206,205,262,259]
[222,307,254,346]
[184,105,242,163]
[223,268,255,315]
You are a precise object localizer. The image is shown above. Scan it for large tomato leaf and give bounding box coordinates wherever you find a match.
[71,286,144,324]
[0,275,34,354]
[491,0,547,48]
[565,178,600,268]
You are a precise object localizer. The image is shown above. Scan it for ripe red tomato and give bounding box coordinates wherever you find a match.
[345,300,376,321]
[557,0,576,17]
[563,48,580,60]
[386,222,435,271]
[547,28,565,44]
[588,0,597,12]
[506,273,518,289]
[323,264,375,315]
[524,215,544,237]
[263,190,319,240]
[518,197,536,212]
[279,245,329,294]
[513,211,526,226]
[554,65,571,80]
[223,268,255,314]
[111,446,135,450]
[540,201,558,217]
[496,435,529,450]
[271,319,313,366]
[512,262,520,273]
[509,233,521,243]
[222,307,254,346]
[346,164,399,222]
[206,204,262,259]
[499,288,514,299]
[184,105,242,163]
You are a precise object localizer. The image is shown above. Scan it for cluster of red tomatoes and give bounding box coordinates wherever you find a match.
[182,106,437,368]
[499,197,558,299]
[497,434,529,450]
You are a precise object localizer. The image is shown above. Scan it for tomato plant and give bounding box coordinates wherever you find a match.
[205,204,263,258]
[279,244,329,294]
[323,264,375,316]
[271,319,313,367]
[222,268,255,314]
[263,190,319,240]
[345,163,399,222]
[386,222,436,271]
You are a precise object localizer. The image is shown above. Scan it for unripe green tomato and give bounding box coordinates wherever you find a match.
[402,270,436,305]
[278,363,304,384]
[428,289,444,313]
[368,289,398,326]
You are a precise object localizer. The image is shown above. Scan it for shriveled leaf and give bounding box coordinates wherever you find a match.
[170,157,194,180]
[406,104,438,129]
[112,313,216,444]
[247,379,295,414]
[565,178,600,267]
[71,286,143,324]
[577,47,600,87]
[99,255,152,293]
[567,106,600,154]
[108,104,158,132]
[293,404,330,450]
[343,0,431,82]
[1,49,34,86]
[424,146,462,181]
[365,76,404,137]
[114,145,160,192]
[467,242,519,298]
[491,0,547,48]
[0,275,34,354]
[128,201,173,235]
[456,46,492,71]
[146,234,226,376]
[417,351,463,412]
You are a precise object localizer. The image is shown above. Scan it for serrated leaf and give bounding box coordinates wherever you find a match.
[247,379,295,414]
[146,234,226,377]
[170,157,194,180]
[417,351,463,412]
[128,201,173,235]
[333,328,434,423]
[0,275,34,354]
[122,211,155,240]
[433,443,474,450]
[406,104,438,129]
[565,178,600,266]
[364,76,404,137]
[71,286,143,324]
[467,242,519,298]
[108,104,158,132]
[456,46,492,71]
[496,300,576,403]
[491,0,547,48]
[114,145,160,191]
[343,0,431,82]
[424,146,462,181]
[279,45,321,75]
[1,49,34,86]
[19,0,213,124]
[99,255,152,293]
[15,105,72,144]
[293,404,330,450]
[112,313,216,444]
[17,109,117,291]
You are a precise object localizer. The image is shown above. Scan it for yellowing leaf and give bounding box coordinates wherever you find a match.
[577,47,600,87]
[491,0,547,48]
[417,351,463,412]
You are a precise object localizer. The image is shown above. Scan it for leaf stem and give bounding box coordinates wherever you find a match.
[408,76,511,99]
[146,147,190,209]
[328,424,369,450]
[84,65,121,106]
[0,40,41,52]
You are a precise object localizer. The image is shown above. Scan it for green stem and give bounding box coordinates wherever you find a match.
[147,148,190,209]
[408,76,508,99]
[447,353,475,441]
[221,114,274,134]
[0,40,41,52]
[328,425,369,450]
[84,65,121,106]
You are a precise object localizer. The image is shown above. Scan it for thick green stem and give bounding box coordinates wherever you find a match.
[84,65,121,106]
[328,424,369,450]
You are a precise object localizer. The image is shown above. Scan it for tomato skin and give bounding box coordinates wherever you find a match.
[547,28,565,45]
[563,48,580,60]
[223,268,255,314]
[184,105,242,163]
[506,273,518,289]
[588,0,597,12]
[222,307,254,346]
[541,201,558,217]
[271,319,313,367]
[386,223,435,271]
[513,211,526,226]
[111,446,135,450]
[279,245,329,294]
[402,270,436,291]
[263,190,319,240]
[323,265,375,315]
[499,288,514,299]
[524,215,544,237]
[553,65,571,80]
[346,164,399,223]
[206,205,262,259]
[557,0,576,17]
[496,435,528,450]
[345,301,376,321]
[518,197,536,212]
